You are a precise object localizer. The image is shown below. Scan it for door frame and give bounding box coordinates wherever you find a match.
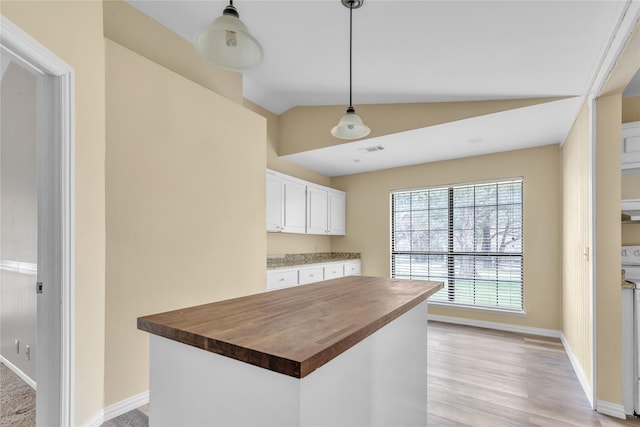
[1,15,75,426]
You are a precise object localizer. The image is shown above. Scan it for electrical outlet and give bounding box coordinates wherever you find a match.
[25,345,30,361]
[15,339,19,354]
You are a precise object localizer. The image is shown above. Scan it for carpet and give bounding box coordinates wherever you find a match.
[0,362,35,427]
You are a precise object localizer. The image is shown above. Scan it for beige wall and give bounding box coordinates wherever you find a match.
[104,40,266,405]
[622,95,640,124]
[331,144,563,330]
[595,94,622,404]
[280,98,566,156]
[0,1,107,424]
[243,99,333,255]
[103,0,241,105]
[561,102,593,388]
[621,173,640,200]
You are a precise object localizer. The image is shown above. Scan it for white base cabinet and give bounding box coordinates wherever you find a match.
[267,260,361,291]
[149,300,429,426]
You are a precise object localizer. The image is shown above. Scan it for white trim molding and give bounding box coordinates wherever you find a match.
[427,314,561,338]
[596,400,627,420]
[0,260,38,275]
[83,391,149,427]
[103,391,149,423]
[0,354,36,390]
[560,333,594,408]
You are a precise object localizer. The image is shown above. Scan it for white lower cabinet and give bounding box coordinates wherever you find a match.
[344,261,362,276]
[298,267,324,285]
[267,260,361,291]
[266,270,298,291]
[323,265,344,280]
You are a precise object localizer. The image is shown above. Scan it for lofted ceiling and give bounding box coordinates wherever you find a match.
[127,0,634,176]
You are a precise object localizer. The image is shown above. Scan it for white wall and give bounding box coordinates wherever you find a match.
[0,61,38,381]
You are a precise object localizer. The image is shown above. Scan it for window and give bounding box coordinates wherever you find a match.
[391,179,523,311]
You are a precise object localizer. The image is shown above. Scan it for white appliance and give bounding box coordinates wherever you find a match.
[621,245,639,415]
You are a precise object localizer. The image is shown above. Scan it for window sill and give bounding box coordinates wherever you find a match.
[427,301,526,317]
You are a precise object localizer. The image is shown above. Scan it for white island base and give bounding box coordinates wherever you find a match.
[148,300,428,426]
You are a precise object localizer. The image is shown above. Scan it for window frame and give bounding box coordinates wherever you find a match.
[390,178,524,313]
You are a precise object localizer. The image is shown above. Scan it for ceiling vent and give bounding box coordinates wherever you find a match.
[358,145,385,153]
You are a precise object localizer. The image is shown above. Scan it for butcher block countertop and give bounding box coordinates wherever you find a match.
[137,276,442,378]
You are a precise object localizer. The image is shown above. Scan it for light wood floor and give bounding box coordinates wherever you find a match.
[428,322,639,426]
[102,322,640,426]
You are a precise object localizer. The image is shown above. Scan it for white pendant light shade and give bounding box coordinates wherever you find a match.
[195,2,263,71]
[331,107,371,139]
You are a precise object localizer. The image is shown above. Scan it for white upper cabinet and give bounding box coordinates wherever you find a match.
[622,121,640,170]
[266,170,346,236]
[328,190,346,235]
[266,172,306,234]
[307,185,346,235]
[282,178,307,234]
[306,186,329,234]
[266,172,283,232]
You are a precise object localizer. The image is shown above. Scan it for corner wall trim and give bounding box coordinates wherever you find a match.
[427,314,561,338]
[596,400,627,420]
[560,333,594,408]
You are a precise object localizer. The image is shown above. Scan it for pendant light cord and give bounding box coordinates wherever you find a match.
[349,1,353,109]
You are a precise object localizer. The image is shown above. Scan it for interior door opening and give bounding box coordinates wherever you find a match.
[1,15,75,426]
[0,49,38,426]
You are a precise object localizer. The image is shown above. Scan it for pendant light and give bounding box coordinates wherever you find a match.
[195,0,263,71]
[331,0,370,140]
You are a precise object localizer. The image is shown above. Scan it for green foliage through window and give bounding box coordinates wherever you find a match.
[391,179,523,311]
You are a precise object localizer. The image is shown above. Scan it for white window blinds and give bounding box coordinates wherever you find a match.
[391,179,523,311]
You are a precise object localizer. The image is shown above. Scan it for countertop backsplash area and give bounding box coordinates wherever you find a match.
[267,252,360,269]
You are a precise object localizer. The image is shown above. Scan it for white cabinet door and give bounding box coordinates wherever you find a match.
[307,186,346,236]
[267,269,298,290]
[282,179,307,234]
[328,190,346,235]
[622,121,640,170]
[298,267,324,285]
[324,265,344,280]
[344,260,361,276]
[266,172,283,232]
[266,170,347,236]
[307,186,329,234]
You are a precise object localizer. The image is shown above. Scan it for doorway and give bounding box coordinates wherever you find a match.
[0,16,74,426]
[0,49,38,425]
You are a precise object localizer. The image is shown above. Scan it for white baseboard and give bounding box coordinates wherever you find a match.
[83,390,149,427]
[0,354,36,390]
[597,400,627,419]
[560,333,594,408]
[82,411,104,427]
[427,314,561,338]
[103,390,149,422]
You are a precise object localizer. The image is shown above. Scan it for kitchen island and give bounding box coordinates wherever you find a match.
[138,276,442,426]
